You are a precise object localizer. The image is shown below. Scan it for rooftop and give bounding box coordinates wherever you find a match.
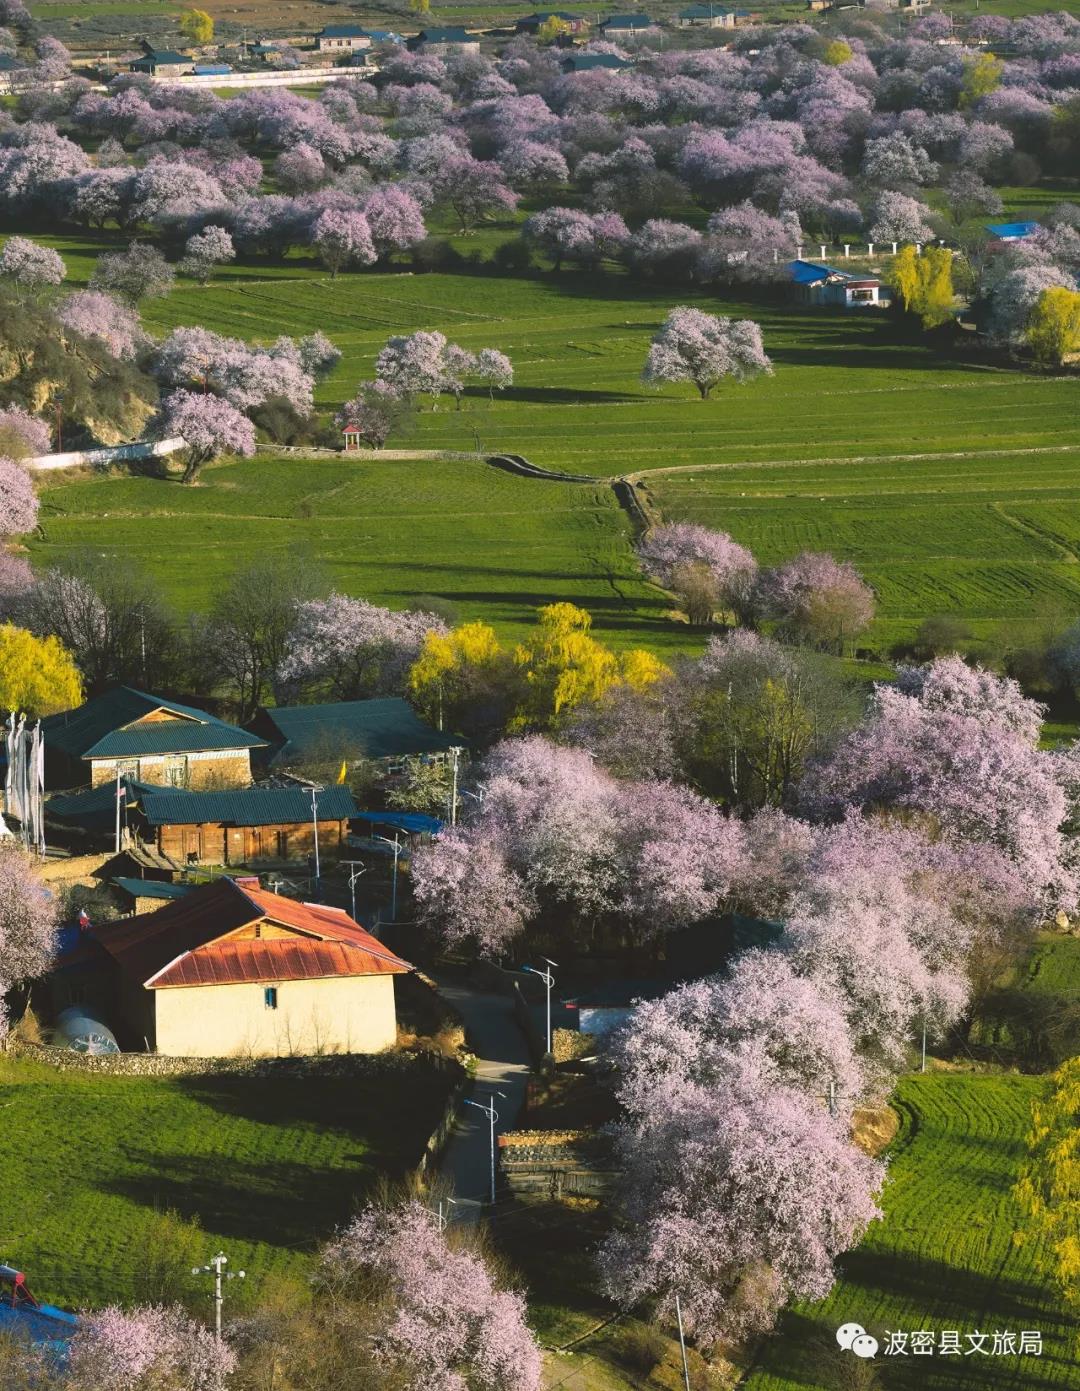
[89,877,412,989]
[42,687,265,762]
[138,785,358,826]
[562,51,632,69]
[600,13,654,25]
[254,697,458,764]
[986,220,1040,239]
[317,23,370,36]
[413,26,472,41]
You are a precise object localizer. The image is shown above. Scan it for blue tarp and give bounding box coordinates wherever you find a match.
[351,811,444,835]
[0,1300,78,1349]
[986,221,1040,239]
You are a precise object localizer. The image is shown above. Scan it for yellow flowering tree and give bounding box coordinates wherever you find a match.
[890,245,955,329]
[1015,1057,1080,1316]
[0,625,82,716]
[1026,287,1080,367]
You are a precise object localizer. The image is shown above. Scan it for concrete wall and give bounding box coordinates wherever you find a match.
[26,438,186,472]
[153,972,399,1057]
[90,749,253,790]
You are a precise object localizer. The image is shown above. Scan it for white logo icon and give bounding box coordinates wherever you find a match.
[836,1323,879,1359]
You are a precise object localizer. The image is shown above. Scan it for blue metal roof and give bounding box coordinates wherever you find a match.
[789,258,849,284]
[0,1301,78,1349]
[986,220,1040,239]
[256,698,458,765]
[193,63,232,74]
[42,687,264,762]
[47,777,169,832]
[318,23,369,35]
[600,12,654,24]
[562,52,630,69]
[140,785,358,826]
[352,810,444,835]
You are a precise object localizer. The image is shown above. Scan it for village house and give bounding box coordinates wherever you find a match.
[41,688,265,792]
[133,785,358,865]
[248,697,460,781]
[129,41,195,76]
[54,877,412,1057]
[597,13,657,37]
[677,5,744,28]
[789,259,888,309]
[407,26,480,54]
[560,51,632,71]
[314,24,372,53]
[514,10,588,33]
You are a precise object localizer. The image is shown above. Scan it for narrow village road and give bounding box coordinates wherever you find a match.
[433,975,533,1224]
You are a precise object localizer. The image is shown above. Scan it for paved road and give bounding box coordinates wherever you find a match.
[434,976,533,1223]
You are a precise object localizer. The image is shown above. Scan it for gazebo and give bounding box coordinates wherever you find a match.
[342,423,364,451]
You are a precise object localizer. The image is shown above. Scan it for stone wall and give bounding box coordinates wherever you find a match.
[499,1129,619,1199]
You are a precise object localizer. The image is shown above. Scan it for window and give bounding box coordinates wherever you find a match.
[116,758,139,779]
[164,755,188,788]
[264,987,278,1010]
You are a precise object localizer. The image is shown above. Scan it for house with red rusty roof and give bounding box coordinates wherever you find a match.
[61,878,412,1058]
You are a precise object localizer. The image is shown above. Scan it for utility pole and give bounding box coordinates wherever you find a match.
[192,1252,245,1341]
[675,1294,691,1391]
[114,769,123,854]
[374,834,403,920]
[309,784,322,888]
[464,1091,505,1204]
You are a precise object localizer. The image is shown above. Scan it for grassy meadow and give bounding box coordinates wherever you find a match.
[0,1054,453,1307]
[744,1073,1073,1391]
[27,226,1080,651]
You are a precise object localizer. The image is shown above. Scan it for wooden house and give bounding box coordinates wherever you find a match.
[677,5,741,27]
[515,11,588,33]
[130,42,195,76]
[597,13,657,37]
[41,687,265,792]
[57,878,412,1057]
[133,785,358,865]
[789,259,887,309]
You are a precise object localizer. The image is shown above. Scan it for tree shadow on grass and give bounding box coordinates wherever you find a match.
[459,385,645,405]
[100,1149,377,1251]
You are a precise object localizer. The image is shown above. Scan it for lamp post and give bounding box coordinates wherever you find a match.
[192,1252,245,1341]
[448,745,464,826]
[341,859,367,921]
[522,958,557,1056]
[373,833,403,921]
[309,784,321,888]
[460,785,485,818]
[464,1091,505,1204]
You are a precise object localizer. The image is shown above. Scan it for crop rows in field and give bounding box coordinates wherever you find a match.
[745,1074,1073,1391]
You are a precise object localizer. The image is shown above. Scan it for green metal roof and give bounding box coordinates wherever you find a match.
[47,778,168,832]
[413,26,471,40]
[139,786,358,827]
[112,878,194,901]
[42,687,265,762]
[317,23,369,35]
[257,698,458,765]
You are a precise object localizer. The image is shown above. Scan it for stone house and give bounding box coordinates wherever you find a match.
[41,687,265,792]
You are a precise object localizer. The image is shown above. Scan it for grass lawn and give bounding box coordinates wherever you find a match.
[29,453,692,656]
[743,1073,1072,1391]
[0,1053,454,1308]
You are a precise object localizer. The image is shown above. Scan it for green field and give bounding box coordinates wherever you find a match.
[0,1054,452,1307]
[23,220,1080,651]
[744,1073,1071,1391]
[30,453,687,654]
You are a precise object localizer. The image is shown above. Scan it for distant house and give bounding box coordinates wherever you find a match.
[678,4,742,27]
[987,220,1040,242]
[364,28,406,43]
[47,776,167,842]
[598,13,656,35]
[789,259,887,309]
[0,52,27,89]
[63,877,412,1057]
[560,51,632,71]
[315,24,372,52]
[42,688,265,791]
[192,63,232,76]
[134,785,358,865]
[249,697,459,778]
[130,42,195,76]
[407,26,480,54]
[112,876,195,915]
[515,10,588,32]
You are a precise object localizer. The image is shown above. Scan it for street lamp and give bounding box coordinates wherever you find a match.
[464,1091,505,1204]
[341,859,367,921]
[192,1252,245,1341]
[448,745,464,826]
[522,958,557,1056]
[460,785,485,818]
[373,833,403,922]
[308,784,321,888]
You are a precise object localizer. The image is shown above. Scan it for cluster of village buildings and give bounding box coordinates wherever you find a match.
[4,686,464,1063]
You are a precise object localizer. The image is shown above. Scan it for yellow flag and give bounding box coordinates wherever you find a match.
[336,759,348,785]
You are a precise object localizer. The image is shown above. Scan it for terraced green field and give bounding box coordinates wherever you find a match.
[30,453,686,654]
[744,1073,1072,1391]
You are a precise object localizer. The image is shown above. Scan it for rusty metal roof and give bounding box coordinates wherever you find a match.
[88,877,411,990]
[149,936,409,988]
